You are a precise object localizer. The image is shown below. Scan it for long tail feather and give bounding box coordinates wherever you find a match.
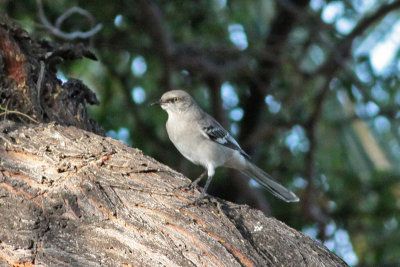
[241,162,299,202]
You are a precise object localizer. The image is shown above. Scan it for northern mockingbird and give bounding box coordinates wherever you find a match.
[152,90,299,202]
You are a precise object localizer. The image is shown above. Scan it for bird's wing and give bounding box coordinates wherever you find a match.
[200,117,250,160]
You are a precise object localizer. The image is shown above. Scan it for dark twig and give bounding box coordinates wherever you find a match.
[318,1,400,75]
[137,0,173,91]
[240,0,310,147]
[206,77,225,126]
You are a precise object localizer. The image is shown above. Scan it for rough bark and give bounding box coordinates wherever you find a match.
[0,16,102,135]
[0,15,348,267]
[0,121,347,267]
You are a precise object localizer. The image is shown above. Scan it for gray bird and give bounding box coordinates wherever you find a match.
[152,90,299,203]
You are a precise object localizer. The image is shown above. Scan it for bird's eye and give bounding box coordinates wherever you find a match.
[173,97,179,102]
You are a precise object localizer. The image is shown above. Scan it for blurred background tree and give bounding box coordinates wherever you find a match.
[2,0,400,265]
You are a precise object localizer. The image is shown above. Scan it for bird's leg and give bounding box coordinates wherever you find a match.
[198,174,213,200]
[182,172,215,206]
[175,170,207,192]
[187,174,214,205]
[180,167,215,205]
[190,170,207,187]
[192,166,215,203]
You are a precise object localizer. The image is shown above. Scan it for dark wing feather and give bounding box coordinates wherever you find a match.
[202,124,250,160]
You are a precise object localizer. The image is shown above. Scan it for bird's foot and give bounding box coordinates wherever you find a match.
[173,171,207,192]
[182,193,211,207]
[173,181,197,193]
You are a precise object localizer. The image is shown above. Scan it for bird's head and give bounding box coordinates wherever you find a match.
[152,90,194,114]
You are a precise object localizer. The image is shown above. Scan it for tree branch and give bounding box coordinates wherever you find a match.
[302,1,400,222]
[36,0,102,40]
[136,0,173,91]
[318,1,400,75]
[0,121,348,267]
[240,0,311,147]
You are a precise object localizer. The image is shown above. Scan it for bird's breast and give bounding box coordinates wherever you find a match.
[166,116,207,166]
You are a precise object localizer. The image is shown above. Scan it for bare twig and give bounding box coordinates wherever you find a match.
[36,60,45,110]
[0,106,39,123]
[55,7,95,29]
[0,135,13,147]
[36,0,102,40]
[2,99,10,121]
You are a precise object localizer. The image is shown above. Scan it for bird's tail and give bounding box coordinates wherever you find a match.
[241,162,299,202]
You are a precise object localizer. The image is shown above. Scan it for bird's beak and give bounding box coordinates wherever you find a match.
[151,99,163,106]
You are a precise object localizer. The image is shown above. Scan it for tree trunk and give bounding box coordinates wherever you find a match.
[0,16,348,267]
[0,121,347,267]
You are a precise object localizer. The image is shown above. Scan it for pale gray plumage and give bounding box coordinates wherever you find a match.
[152,90,299,202]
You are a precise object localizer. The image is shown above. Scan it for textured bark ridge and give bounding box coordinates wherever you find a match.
[0,121,347,266]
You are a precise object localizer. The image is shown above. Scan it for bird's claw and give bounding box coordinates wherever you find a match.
[173,181,198,193]
[181,193,211,207]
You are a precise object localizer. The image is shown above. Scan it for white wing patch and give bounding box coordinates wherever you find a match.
[216,137,228,144]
